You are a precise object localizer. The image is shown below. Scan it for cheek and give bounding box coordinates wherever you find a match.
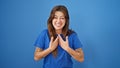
[52,19,56,26]
[62,20,66,26]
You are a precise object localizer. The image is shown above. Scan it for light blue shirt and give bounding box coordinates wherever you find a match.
[34,29,82,68]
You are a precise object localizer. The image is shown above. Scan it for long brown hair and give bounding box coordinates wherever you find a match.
[47,5,73,57]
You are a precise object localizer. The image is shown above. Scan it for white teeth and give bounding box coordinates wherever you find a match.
[56,23,61,27]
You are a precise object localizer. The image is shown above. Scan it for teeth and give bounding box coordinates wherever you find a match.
[56,23,61,27]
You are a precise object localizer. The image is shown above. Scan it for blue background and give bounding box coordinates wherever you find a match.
[0,0,120,68]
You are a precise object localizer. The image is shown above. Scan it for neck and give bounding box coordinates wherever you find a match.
[56,29,62,34]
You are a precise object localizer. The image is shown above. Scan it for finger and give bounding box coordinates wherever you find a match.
[58,35,62,45]
[50,36,54,42]
[66,36,68,42]
[58,34,64,42]
[54,36,58,43]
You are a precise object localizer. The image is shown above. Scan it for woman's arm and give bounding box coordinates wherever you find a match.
[58,35,84,62]
[65,48,84,62]
[34,36,59,61]
[34,47,52,61]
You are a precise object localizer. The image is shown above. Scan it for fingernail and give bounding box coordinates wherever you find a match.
[58,34,60,36]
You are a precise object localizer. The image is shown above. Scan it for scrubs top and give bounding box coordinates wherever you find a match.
[34,29,82,68]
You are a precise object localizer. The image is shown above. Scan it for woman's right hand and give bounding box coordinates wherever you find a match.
[48,36,59,52]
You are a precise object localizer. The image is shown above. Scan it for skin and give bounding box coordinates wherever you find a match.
[34,11,84,62]
[52,11,66,34]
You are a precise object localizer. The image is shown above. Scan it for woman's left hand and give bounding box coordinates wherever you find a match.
[58,34,84,62]
[58,35,69,50]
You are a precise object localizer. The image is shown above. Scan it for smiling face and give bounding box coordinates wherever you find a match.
[47,5,70,57]
[48,5,69,39]
[52,11,66,33]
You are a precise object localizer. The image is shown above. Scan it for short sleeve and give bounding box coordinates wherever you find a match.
[34,29,47,49]
[72,33,83,50]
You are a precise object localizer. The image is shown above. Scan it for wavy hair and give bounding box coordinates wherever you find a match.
[47,5,73,57]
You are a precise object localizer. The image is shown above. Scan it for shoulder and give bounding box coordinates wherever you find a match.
[67,30,77,40]
[39,29,49,35]
[69,32,77,39]
[68,30,80,40]
[38,29,49,37]
[68,30,77,37]
[41,29,48,34]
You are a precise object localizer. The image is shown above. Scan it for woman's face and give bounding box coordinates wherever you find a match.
[52,11,66,31]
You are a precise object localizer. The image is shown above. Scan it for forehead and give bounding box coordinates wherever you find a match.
[54,11,65,17]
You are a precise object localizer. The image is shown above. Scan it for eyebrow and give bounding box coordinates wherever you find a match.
[54,15,65,17]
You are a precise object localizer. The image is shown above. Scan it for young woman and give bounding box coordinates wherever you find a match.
[34,5,84,68]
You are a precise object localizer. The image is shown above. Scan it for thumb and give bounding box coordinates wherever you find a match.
[66,36,68,42]
[54,36,59,42]
[50,36,54,42]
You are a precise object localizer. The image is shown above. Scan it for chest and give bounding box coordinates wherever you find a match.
[44,35,74,49]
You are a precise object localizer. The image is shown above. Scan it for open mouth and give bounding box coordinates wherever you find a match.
[56,23,62,27]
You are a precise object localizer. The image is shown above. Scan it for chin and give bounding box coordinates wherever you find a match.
[54,27,63,30]
[55,28,62,30]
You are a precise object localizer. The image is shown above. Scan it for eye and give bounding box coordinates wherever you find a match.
[60,17,65,20]
[53,16,57,19]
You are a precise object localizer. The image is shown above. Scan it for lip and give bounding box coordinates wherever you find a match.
[55,23,62,27]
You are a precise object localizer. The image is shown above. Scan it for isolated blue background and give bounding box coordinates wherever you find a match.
[0,0,120,68]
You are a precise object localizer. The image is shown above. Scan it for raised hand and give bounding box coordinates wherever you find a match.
[49,36,59,52]
[58,34,84,62]
[58,34,69,51]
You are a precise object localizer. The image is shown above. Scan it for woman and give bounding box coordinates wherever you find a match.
[34,5,84,68]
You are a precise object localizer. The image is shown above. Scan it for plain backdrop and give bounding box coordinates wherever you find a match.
[0,0,120,68]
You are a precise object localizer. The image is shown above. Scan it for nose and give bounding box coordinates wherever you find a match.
[57,18,61,23]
